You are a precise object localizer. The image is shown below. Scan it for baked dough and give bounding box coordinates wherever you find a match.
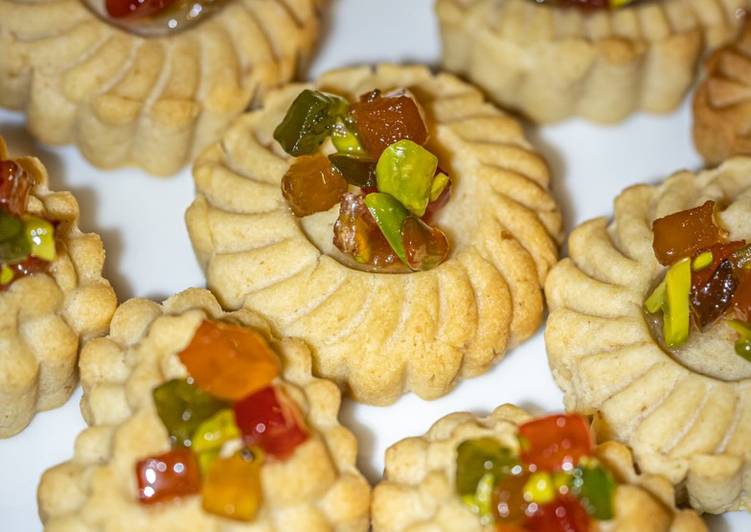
[545,158,751,513]
[694,21,751,164]
[0,138,116,438]
[38,288,371,531]
[372,404,706,532]
[186,64,562,405]
[0,0,323,176]
[437,0,749,124]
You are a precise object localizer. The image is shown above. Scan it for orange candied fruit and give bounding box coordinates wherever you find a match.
[178,320,281,402]
[652,201,725,266]
[281,153,348,217]
[518,414,592,472]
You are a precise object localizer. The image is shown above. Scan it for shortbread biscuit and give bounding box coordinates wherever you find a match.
[186,64,562,405]
[437,0,749,124]
[694,22,751,164]
[0,0,323,175]
[38,288,371,531]
[545,158,751,513]
[372,404,706,532]
[0,138,116,438]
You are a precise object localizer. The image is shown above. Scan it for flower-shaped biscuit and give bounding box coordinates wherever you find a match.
[372,404,706,531]
[437,0,749,123]
[0,0,323,175]
[186,64,562,405]
[694,21,751,164]
[38,288,371,530]
[545,158,751,513]
[0,137,116,438]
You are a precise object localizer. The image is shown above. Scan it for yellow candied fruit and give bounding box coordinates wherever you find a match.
[202,449,264,522]
[523,472,555,504]
[0,264,12,284]
[23,215,56,262]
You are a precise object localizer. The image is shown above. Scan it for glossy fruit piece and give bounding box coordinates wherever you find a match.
[0,265,12,285]
[23,215,56,262]
[274,90,348,156]
[364,192,410,264]
[135,447,201,504]
[455,437,518,496]
[0,211,30,263]
[106,0,178,18]
[375,140,438,217]
[350,89,428,157]
[422,176,452,224]
[731,244,751,270]
[523,472,556,505]
[234,386,308,460]
[663,258,691,347]
[518,414,592,472]
[461,472,496,524]
[492,471,530,523]
[331,118,366,155]
[571,465,615,520]
[0,159,31,217]
[732,269,751,322]
[329,154,376,188]
[691,259,737,329]
[333,193,404,271]
[401,216,449,271]
[153,379,227,447]
[0,256,48,290]
[693,251,714,271]
[727,320,751,361]
[652,201,725,266]
[691,241,745,291]
[524,496,591,532]
[202,448,264,521]
[281,153,348,217]
[178,320,281,402]
[191,409,240,454]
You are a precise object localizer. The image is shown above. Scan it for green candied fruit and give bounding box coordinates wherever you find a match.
[460,472,495,524]
[430,172,450,202]
[23,215,56,262]
[329,154,377,188]
[364,192,410,264]
[663,258,691,348]
[153,379,227,448]
[0,211,30,263]
[571,464,616,520]
[331,118,366,155]
[273,90,348,156]
[455,437,518,496]
[375,139,438,217]
[192,409,240,454]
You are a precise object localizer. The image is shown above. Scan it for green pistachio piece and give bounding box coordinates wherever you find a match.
[663,257,691,348]
[273,90,348,156]
[23,215,56,262]
[0,211,30,263]
[364,192,410,264]
[430,172,450,202]
[644,279,666,314]
[331,118,366,155]
[375,140,438,217]
[692,251,713,271]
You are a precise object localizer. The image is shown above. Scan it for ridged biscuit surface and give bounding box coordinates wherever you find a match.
[186,64,562,405]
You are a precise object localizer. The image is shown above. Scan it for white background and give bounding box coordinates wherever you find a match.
[0,0,748,529]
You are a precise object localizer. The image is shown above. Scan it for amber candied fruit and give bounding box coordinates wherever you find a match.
[350,90,428,158]
[492,471,531,523]
[652,201,725,265]
[282,153,348,217]
[0,159,31,217]
[136,448,201,504]
[401,216,449,271]
[691,241,745,291]
[202,449,263,521]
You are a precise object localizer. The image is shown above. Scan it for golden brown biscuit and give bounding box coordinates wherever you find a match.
[0,137,116,438]
[0,0,323,176]
[186,64,562,405]
[38,288,371,531]
[437,0,749,124]
[545,158,751,513]
[694,21,751,164]
[372,404,706,532]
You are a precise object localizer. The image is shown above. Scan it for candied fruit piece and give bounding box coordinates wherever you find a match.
[0,159,31,217]
[23,215,56,262]
[456,437,518,496]
[652,201,725,266]
[329,154,376,188]
[0,256,48,290]
[375,140,438,217]
[401,216,449,271]
[191,409,240,454]
[135,448,201,504]
[153,379,227,447]
[350,89,428,157]
[364,192,410,264]
[178,320,281,402]
[663,258,691,347]
[691,259,737,329]
[519,414,592,472]
[524,496,591,532]
[571,464,615,520]
[282,153,348,217]
[234,386,308,460]
[106,0,177,18]
[333,193,404,271]
[492,470,530,523]
[422,175,452,223]
[523,472,556,505]
[0,211,30,263]
[733,269,751,322]
[274,90,348,156]
[691,241,745,291]
[461,472,496,523]
[202,448,264,522]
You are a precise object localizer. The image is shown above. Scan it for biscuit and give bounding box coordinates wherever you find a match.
[186,64,562,405]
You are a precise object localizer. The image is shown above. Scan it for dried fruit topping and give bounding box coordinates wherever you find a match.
[571,464,615,520]
[23,215,56,262]
[691,259,737,329]
[0,160,31,216]
[191,409,240,455]
[493,470,531,523]
[518,414,592,472]
[350,89,428,157]
[732,269,751,322]
[523,496,591,532]
[652,201,725,266]
[178,320,281,402]
[136,448,201,504]
[234,386,308,460]
[376,140,439,217]
[274,90,348,156]
[691,241,745,292]
[401,216,449,271]
[281,153,348,217]
[0,257,48,289]
[0,211,30,264]
[105,0,177,18]
[364,192,411,265]
[152,378,227,448]
[456,438,518,497]
[202,449,264,522]
[422,174,452,223]
[329,154,377,188]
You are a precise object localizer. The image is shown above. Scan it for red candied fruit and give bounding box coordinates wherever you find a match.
[350,90,428,158]
[493,471,531,524]
[0,256,49,291]
[524,496,591,532]
[0,159,31,216]
[136,448,201,504]
[518,414,592,472]
[652,201,725,266]
[233,386,308,460]
[106,0,177,18]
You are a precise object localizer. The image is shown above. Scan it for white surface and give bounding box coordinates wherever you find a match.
[0,0,748,529]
